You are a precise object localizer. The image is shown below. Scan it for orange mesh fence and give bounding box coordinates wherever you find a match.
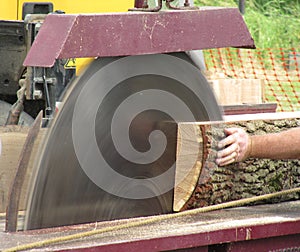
[204,48,300,112]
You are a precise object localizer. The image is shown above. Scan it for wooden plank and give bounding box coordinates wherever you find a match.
[209,79,264,105]
[174,112,300,212]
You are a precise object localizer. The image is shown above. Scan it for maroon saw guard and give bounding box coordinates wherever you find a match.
[24,7,255,67]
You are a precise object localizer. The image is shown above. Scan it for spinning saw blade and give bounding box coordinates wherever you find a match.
[24,53,223,230]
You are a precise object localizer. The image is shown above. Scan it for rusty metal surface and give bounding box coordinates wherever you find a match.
[134,0,146,8]
[24,8,255,67]
[1,201,300,251]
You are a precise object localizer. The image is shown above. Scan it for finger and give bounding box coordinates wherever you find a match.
[216,150,238,166]
[217,158,235,166]
[218,133,237,149]
[217,142,239,158]
[216,154,236,166]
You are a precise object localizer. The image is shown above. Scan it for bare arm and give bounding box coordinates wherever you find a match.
[216,127,300,166]
[250,127,300,160]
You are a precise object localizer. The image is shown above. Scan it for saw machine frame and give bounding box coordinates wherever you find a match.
[6,4,255,233]
[4,4,299,252]
[7,6,255,231]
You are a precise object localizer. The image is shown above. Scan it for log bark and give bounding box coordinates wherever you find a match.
[175,112,300,212]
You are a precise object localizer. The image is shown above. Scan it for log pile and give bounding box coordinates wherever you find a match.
[176,113,300,211]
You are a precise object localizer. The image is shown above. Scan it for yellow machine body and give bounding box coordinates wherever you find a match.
[0,0,133,73]
[0,0,133,20]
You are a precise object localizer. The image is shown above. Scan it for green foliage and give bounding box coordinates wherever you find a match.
[194,0,300,48]
[249,0,300,17]
[244,9,300,48]
[194,0,236,6]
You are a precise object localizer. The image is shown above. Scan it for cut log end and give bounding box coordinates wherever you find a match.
[174,123,203,211]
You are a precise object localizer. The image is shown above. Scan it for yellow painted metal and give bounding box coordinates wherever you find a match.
[0,0,18,20]
[0,0,133,74]
[1,0,132,20]
[16,0,133,19]
[1,0,133,20]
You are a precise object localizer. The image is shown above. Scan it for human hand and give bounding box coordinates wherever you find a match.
[216,128,252,166]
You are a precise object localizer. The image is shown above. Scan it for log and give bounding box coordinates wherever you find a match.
[174,112,300,212]
[0,123,47,213]
[0,126,29,213]
[6,112,42,232]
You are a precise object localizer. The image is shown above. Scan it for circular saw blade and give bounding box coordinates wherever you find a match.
[24,53,223,230]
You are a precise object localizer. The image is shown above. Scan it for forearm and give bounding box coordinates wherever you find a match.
[249,128,300,160]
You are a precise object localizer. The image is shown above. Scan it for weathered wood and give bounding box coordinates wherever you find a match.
[175,112,300,211]
[0,119,47,214]
[6,112,42,232]
[0,126,29,213]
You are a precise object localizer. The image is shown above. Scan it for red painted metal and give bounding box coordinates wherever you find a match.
[53,219,300,251]
[24,8,255,67]
[227,234,300,252]
[223,103,278,115]
[2,202,300,251]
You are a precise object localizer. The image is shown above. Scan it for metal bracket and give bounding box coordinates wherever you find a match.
[166,0,198,10]
[129,0,198,12]
[32,67,56,119]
